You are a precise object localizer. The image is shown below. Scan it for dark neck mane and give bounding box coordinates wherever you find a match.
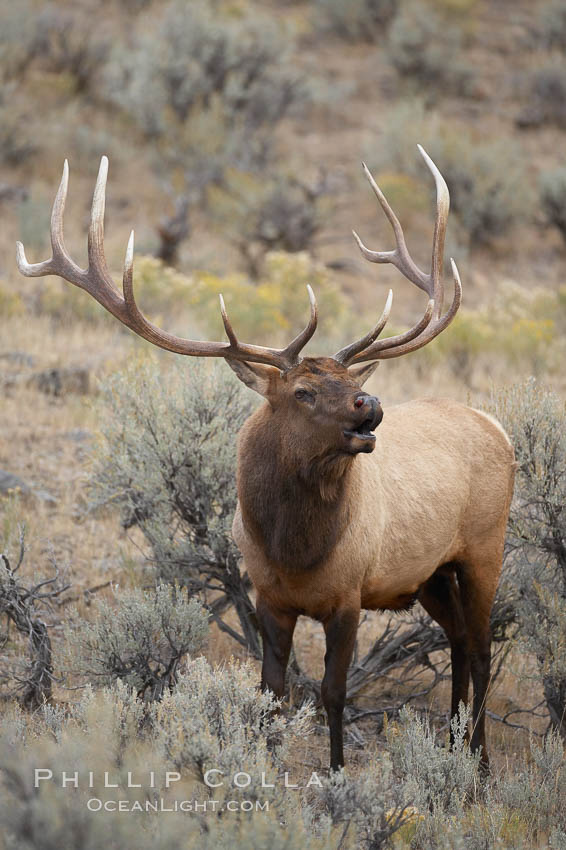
[237,413,354,572]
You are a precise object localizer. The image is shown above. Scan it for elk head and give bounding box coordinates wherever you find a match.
[16,146,461,459]
[229,356,383,457]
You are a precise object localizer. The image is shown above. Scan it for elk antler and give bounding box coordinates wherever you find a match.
[16,157,318,371]
[334,145,462,366]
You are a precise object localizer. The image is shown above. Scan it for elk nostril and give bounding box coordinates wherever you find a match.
[354,397,365,409]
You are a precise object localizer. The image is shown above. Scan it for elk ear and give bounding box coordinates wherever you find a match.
[347,362,379,387]
[225,358,279,399]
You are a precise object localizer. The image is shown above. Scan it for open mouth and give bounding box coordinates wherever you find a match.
[343,417,377,443]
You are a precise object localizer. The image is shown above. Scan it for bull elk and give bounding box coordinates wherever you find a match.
[16,147,515,771]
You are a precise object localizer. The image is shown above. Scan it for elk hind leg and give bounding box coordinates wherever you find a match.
[455,554,501,770]
[419,567,470,746]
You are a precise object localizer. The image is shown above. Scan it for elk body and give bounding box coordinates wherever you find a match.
[17,147,515,771]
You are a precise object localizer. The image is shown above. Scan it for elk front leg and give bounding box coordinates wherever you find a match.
[322,605,360,771]
[256,596,297,700]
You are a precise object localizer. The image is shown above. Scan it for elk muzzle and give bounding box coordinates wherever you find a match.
[343,394,383,453]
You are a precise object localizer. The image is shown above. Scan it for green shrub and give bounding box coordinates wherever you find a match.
[488,379,566,738]
[70,125,121,174]
[208,171,328,276]
[499,317,556,375]
[387,704,480,816]
[431,139,525,245]
[540,166,566,246]
[108,0,154,9]
[87,358,261,655]
[65,583,209,700]
[0,99,37,167]
[0,1,37,83]
[366,170,430,224]
[496,731,566,843]
[0,672,316,850]
[378,705,484,849]
[315,754,412,849]
[312,0,398,42]
[153,658,314,782]
[104,0,304,258]
[428,0,479,16]
[387,2,473,99]
[373,103,528,245]
[32,5,110,95]
[536,0,566,50]
[106,1,302,142]
[261,252,351,350]
[517,63,566,129]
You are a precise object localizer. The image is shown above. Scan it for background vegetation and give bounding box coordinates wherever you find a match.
[1,0,566,846]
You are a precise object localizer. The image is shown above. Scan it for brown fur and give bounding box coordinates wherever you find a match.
[235,358,371,571]
[231,358,516,769]
[234,385,515,618]
[236,416,353,571]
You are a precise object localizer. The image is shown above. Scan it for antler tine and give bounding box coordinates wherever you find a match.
[283,284,318,365]
[347,260,461,365]
[219,292,239,348]
[217,285,317,368]
[88,155,111,280]
[336,146,459,367]
[418,144,449,318]
[346,297,435,365]
[334,288,392,365]
[16,160,83,281]
[16,156,319,371]
[17,157,130,322]
[353,161,430,295]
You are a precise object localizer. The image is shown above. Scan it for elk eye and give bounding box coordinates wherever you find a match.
[295,388,313,402]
